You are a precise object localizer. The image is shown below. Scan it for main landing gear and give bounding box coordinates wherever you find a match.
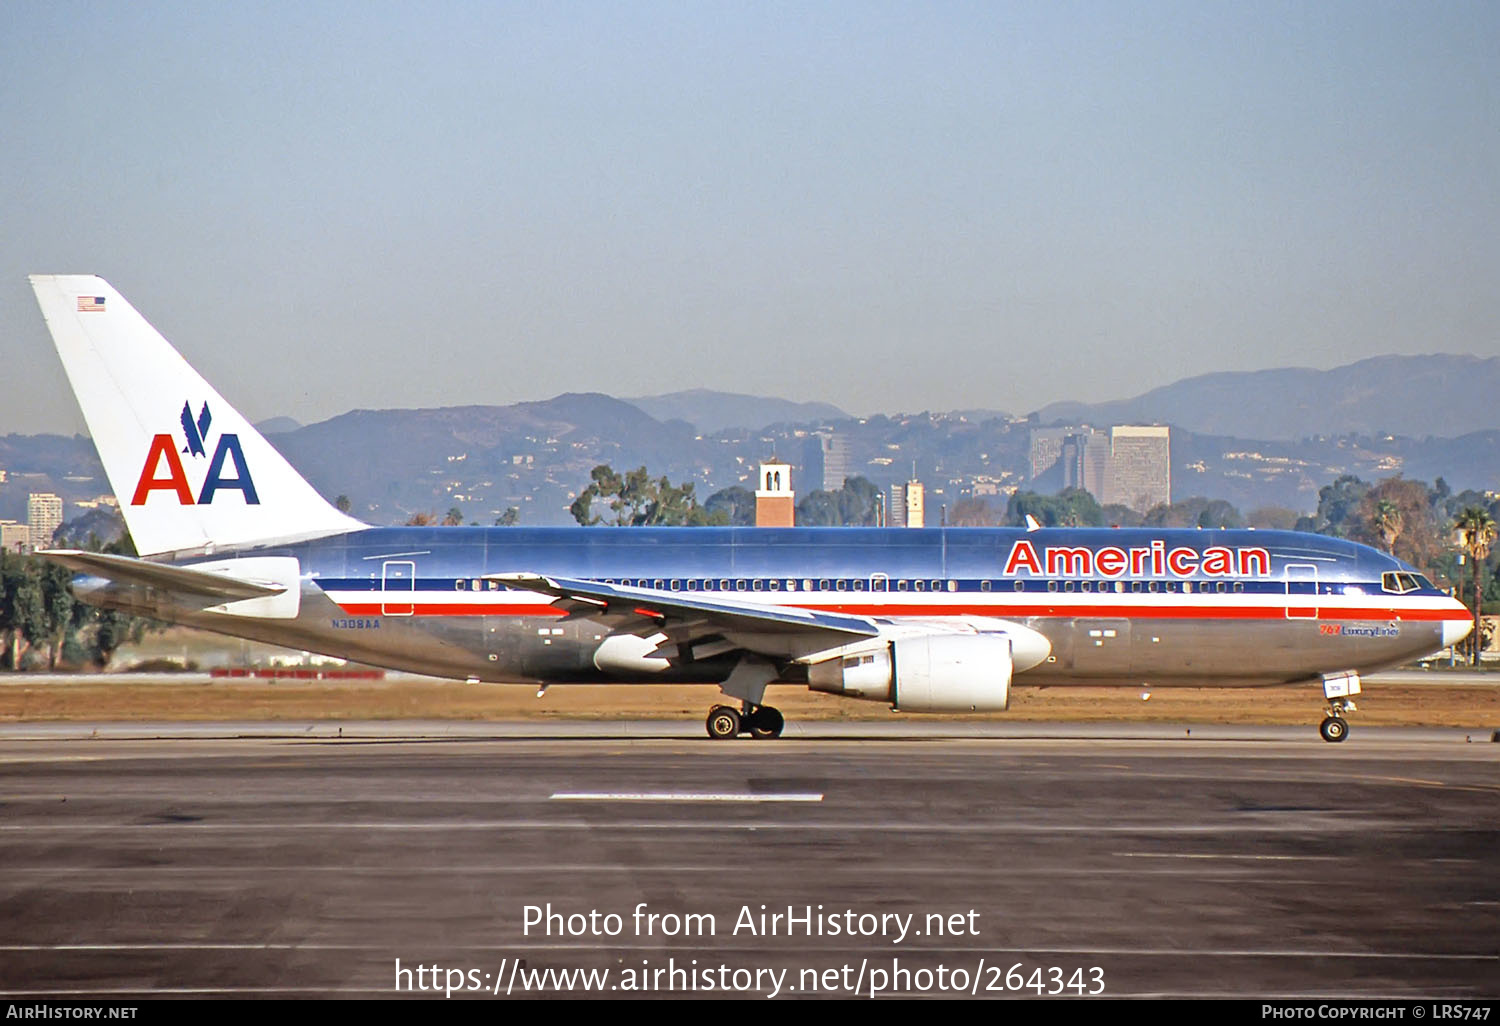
[1318,671,1361,744]
[705,702,785,740]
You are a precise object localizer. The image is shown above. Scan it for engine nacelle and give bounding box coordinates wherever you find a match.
[808,634,1013,712]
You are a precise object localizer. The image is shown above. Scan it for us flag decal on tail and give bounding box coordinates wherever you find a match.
[77,296,106,312]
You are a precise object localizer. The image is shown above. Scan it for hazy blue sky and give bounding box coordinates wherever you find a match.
[2,1,1496,435]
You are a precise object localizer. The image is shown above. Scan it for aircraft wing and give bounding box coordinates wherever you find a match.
[488,573,879,659]
[39,549,287,602]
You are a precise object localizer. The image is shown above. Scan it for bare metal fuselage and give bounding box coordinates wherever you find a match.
[78,525,1464,693]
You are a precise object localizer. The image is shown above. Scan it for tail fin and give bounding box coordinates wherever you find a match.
[30,274,364,556]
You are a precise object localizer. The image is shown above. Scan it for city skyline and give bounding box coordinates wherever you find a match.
[2,2,1498,436]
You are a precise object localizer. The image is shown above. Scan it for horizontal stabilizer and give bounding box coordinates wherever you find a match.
[40,549,287,602]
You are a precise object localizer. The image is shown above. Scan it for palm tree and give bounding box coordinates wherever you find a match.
[1370,499,1403,554]
[1454,507,1496,667]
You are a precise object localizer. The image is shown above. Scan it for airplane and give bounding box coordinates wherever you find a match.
[28,274,1473,743]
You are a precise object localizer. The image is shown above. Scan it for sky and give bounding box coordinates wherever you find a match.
[1,0,1497,435]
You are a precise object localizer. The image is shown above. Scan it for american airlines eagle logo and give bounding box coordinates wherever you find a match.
[130,400,260,506]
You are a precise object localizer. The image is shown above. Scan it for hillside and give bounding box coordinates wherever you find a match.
[626,389,848,433]
[1035,354,1500,441]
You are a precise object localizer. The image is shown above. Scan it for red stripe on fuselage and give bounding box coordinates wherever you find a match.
[329,599,1464,622]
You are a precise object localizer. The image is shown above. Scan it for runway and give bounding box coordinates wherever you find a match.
[1,722,1496,999]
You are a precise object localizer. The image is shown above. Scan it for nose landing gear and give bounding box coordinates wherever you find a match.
[1319,711,1349,743]
[705,701,784,740]
[1318,671,1361,743]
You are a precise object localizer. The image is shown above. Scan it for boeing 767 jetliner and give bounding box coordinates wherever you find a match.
[29,275,1472,741]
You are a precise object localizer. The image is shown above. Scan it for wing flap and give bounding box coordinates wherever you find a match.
[488,573,881,653]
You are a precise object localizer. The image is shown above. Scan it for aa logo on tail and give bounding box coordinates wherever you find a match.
[131,400,260,506]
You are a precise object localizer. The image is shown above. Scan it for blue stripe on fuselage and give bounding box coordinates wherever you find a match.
[242,527,1414,591]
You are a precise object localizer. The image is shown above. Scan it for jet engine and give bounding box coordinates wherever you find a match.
[807,634,1015,712]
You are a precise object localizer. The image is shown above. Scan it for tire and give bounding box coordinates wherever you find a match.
[1319,716,1348,743]
[749,706,785,740]
[706,705,741,740]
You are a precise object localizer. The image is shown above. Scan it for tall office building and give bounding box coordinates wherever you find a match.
[803,432,851,492]
[888,480,925,528]
[1028,427,1072,480]
[1102,426,1170,511]
[0,520,29,554]
[27,492,62,551]
[1061,430,1108,498]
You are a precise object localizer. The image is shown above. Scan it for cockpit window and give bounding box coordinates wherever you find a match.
[1381,572,1428,594]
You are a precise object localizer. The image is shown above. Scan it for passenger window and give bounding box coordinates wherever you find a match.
[1234,582,1244,593]
[1047,581,1058,593]
[1013,581,1024,592]
[898,580,910,592]
[914,580,925,592]
[980,580,991,593]
[752,579,763,591]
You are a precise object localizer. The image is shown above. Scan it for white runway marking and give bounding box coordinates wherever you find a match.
[1114,852,1345,861]
[549,791,823,802]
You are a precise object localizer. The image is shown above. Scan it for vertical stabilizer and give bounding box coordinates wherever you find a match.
[30,274,364,556]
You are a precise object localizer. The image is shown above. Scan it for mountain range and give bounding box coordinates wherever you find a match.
[1033,354,1500,440]
[625,390,849,434]
[3,355,1498,528]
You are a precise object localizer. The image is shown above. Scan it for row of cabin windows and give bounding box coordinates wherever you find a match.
[450,577,1247,593]
[1045,579,1246,594]
[448,575,1422,596]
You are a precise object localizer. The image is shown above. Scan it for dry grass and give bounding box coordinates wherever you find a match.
[1,679,1496,727]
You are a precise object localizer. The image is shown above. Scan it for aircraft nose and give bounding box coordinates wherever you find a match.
[1442,615,1474,649]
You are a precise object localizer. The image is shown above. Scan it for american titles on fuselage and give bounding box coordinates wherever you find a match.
[1002,539,1270,579]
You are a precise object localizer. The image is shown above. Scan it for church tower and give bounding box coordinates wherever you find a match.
[754,458,795,527]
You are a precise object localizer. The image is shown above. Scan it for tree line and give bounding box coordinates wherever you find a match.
[0,537,154,672]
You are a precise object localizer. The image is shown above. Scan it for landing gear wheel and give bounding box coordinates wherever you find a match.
[748,706,785,740]
[706,705,742,740]
[1319,715,1349,743]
